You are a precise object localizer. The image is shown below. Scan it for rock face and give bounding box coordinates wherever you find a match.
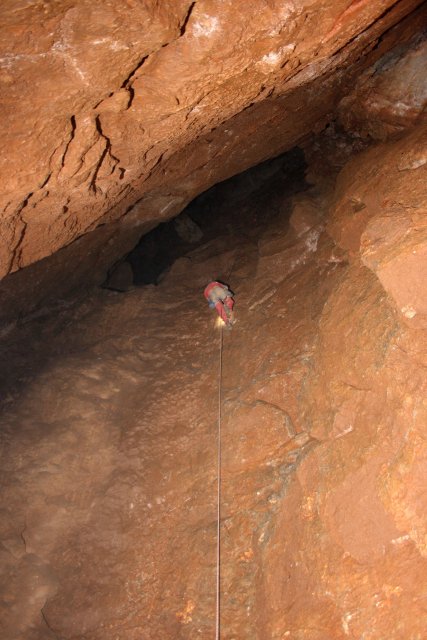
[0,0,425,294]
[339,31,427,140]
[329,125,427,330]
[1,117,426,637]
[1,2,427,639]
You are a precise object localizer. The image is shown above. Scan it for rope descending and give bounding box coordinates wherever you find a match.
[215,327,223,639]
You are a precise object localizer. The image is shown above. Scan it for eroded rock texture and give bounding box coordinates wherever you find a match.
[1,1,427,639]
[0,0,425,296]
[1,115,426,638]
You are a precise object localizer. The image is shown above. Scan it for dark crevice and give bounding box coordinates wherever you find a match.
[119,55,150,109]
[120,55,149,90]
[117,3,197,111]
[60,115,77,169]
[126,84,135,108]
[180,1,197,36]
[39,172,52,190]
[89,116,121,194]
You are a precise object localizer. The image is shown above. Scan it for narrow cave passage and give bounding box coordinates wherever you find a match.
[105,147,307,289]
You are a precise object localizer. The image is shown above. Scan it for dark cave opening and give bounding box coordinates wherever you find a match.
[105,146,307,290]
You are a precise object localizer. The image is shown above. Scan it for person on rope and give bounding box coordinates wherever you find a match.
[204,281,235,326]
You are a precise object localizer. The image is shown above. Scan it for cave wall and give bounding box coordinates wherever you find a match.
[1,0,426,322]
[260,122,427,638]
[1,2,427,638]
[1,119,426,639]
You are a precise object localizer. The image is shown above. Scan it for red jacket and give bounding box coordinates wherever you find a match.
[204,282,234,323]
[204,281,227,300]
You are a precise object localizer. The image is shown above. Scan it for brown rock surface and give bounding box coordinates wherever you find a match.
[328,125,427,328]
[1,0,426,291]
[1,119,426,637]
[339,32,427,140]
[1,2,427,638]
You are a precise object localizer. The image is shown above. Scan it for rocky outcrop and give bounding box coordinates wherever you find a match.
[328,125,427,329]
[1,0,425,293]
[339,31,427,139]
[1,119,426,638]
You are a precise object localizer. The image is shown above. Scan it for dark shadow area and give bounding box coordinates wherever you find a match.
[104,146,307,289]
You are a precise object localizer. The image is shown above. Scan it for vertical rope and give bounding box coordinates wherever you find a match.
[215,327,223,640]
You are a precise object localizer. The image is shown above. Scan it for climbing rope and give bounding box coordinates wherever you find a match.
[215,326,223,640]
